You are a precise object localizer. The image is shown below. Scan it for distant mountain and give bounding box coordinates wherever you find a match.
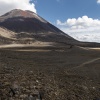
[0,9,100,47]
[68,33,100,43]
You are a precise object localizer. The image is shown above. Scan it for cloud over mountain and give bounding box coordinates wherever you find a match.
[0,0,36,15]
[57,16,100,42]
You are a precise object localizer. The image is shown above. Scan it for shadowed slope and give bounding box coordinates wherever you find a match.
[0,9,78,45]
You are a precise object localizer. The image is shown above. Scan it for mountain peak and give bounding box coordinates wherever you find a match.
[1,9,35,18]
[0,9,47,23]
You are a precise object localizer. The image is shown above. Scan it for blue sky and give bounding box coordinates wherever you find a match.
[0,0,100,42]
[34,0,100,24]
[33,0,100,42]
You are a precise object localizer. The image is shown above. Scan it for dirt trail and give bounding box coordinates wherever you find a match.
[71,57,100,70]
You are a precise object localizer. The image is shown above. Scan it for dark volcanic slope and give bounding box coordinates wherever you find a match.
[0,9,100,47]
[0,9,61,33]
[0,9,78,45]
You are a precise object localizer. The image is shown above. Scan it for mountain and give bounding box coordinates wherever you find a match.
[0,9,100,47]
[0,9,76,45]
[68,32,100,43]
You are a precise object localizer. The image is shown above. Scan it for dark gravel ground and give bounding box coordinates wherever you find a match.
[0,46,100,100]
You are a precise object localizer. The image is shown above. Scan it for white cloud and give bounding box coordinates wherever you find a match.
[57,16,100,29]
[0,0,36,15]
[56,16,100,43]
[97,0,100,3]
